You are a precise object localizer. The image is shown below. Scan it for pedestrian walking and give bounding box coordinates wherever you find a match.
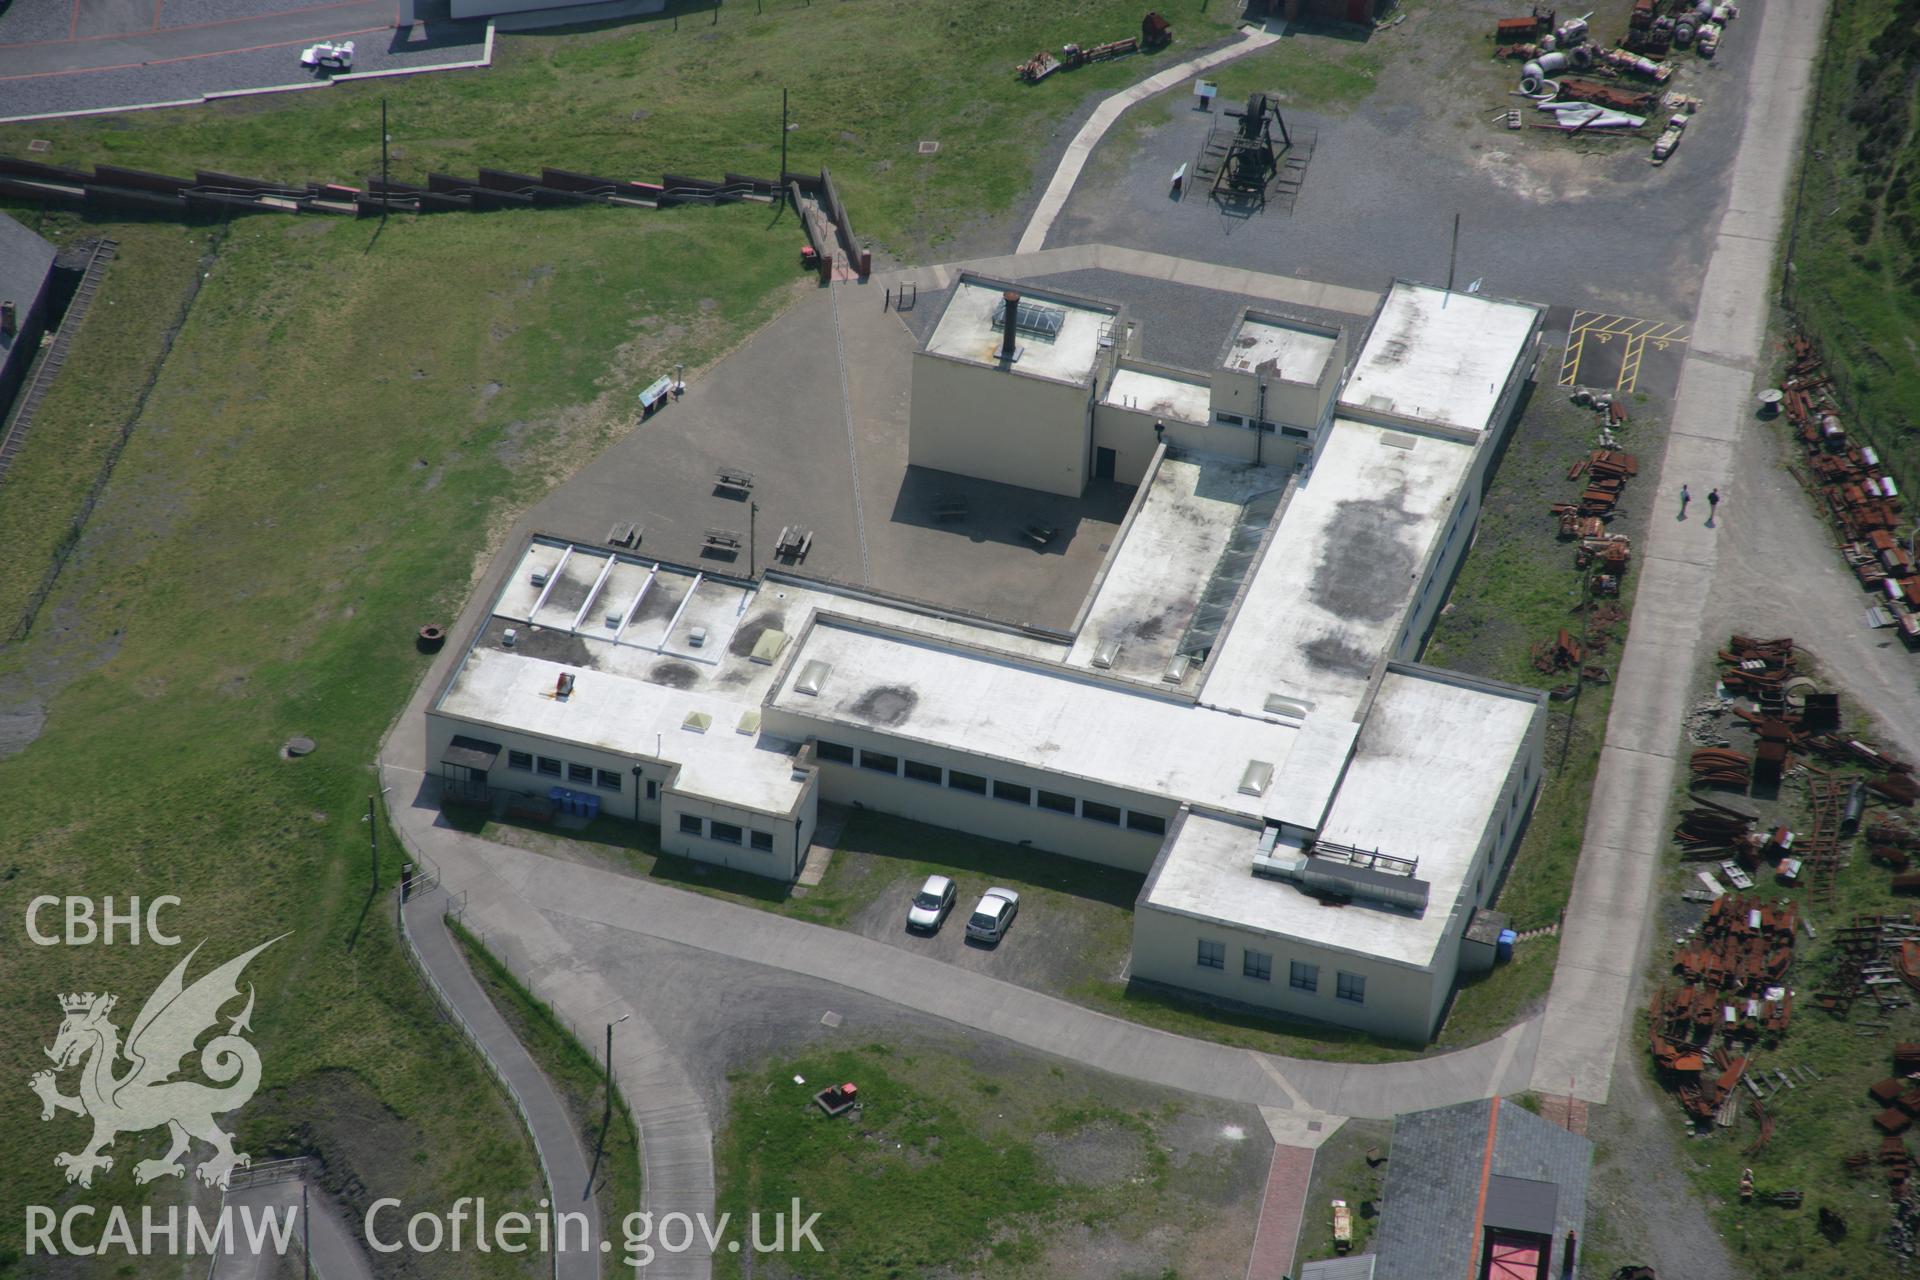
[1679,484,1691,520]
[1706,487,1720,527]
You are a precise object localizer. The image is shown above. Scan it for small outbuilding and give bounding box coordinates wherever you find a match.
[0,213,57,428]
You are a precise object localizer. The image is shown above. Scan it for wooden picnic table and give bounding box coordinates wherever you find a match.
[776,525,814,560]
[1020,523,1059,548]
[933,494,968,522]
[703,527,742,551]
[715,466,754,492]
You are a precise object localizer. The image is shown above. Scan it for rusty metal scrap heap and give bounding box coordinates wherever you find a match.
[1650,894,1797,1121]
[1779,331,1918,640]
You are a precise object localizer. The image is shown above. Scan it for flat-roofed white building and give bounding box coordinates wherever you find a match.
[429,277,1550,1041]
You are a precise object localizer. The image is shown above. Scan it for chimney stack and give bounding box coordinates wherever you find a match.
[1000,290,1020,361]
[1,301,15,338]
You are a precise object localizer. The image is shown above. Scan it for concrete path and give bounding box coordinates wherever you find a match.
[1015,27,1281,255]
[1529,0,1830,1106]
[218,1176,374,1280]
[401,885,607,1279]
[389,786,1540,1122]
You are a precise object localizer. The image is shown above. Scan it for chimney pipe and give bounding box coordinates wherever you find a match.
[1000,290,1020,361]
[1,300,15,338]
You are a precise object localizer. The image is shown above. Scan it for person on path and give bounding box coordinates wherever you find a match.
[1706,488,1721,527]
[1679,484,1691,520]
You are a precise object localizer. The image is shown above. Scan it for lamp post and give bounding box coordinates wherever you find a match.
[605,1014,630,1118]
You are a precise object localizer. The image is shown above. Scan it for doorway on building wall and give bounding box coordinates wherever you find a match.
[1094,447,1117,480]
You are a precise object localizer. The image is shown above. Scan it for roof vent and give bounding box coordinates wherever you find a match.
[1380,432,1417,450]
[1238,760,1275,797]
[530,569,549,587]
[1365,394,1394,412]
[502,628,517,647]
[1092,639,1122,670]
[795,660,831,696]
[1263,693,1312,721]
[682,711,712,734]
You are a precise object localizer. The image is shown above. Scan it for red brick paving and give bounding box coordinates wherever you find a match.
[1245,1142,1317,1280]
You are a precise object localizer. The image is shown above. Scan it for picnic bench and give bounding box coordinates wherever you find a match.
[703,527,742,554]
[606,521,641,548]
[932,494,968,523]
[1020,522,1060,548]
[775,525,814,561]
[714,466,754,494]
[638,374,673,415]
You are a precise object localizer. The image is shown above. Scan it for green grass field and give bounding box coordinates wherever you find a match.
[452,923,644,1243]
[0,0,1257,258]
[0,202,795,1274]
[1783,0,1920,497]
[712,1041,1260,1279]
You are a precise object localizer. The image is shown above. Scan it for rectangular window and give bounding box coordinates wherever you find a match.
[567,762,594,785]
[858,749,900,775]
[710,822,743,845]
[815,740,854,765]
[948,770,987,795]
[1280,424,1311,439]
[1082,800,1121,826]
[1197,939,1225,970]
[1125,810,1167,836]
[645,780,659,801]
[1290,961,1318,993]
[992,780,1032,805]
[677,814,703,835]
[536,756,563,778]
[507,750,533,772]
[1244,950,1273,982]
[1037,789,1076,816]
[1336,972,1366,1004]
[903,759,944,785]
[1217,412,1244,426]
[596,769,623,791]
[750,830,775,852]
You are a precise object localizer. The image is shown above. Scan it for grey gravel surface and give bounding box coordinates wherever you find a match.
[1046,5,1767,323]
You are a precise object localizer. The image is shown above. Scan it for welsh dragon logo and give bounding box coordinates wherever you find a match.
[29,936,283,1190]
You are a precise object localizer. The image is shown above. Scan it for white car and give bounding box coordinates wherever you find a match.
[965,887,1020,943]
[906,875,955,933]
[300,41,355,72]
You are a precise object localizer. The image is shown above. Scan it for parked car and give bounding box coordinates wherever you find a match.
[906,875,955,933]
[300,40,355,72]
[965,887,1020,943]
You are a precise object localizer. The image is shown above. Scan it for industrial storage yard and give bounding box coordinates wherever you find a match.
[2,2,1918,1280]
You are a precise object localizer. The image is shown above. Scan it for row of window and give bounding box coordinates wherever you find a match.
[677,813,777,853]
[1196,940,1366,1004]
[813,740,1168,837]
[1211,412,1312,441]
[507,750,658,800]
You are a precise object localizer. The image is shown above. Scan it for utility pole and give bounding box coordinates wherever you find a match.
[749,501,758,577]
[302,1180,311,1280]
[1446,211,1460,296]
[780,88,789,200]
[381,98,390,217]
[605,1013,630,1123]
[367,795,379,891]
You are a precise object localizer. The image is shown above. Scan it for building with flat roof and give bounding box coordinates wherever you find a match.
[428,277,1548,1041]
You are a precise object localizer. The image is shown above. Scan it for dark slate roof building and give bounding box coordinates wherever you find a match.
[0,212,58,427]
[1371,1097,1592,1280]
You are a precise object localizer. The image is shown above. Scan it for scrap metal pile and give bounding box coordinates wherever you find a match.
[1859,1045,1920,1241]
[1552,443,1637,597]
[1650,894,1796,1123]
[1015,11,1171,82]
[1493,3,1731,160]
[1776,331,1918,643]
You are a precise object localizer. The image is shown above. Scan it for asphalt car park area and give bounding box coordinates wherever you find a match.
[0,0,487,122]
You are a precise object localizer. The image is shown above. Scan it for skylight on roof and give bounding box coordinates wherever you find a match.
[990,300,1066,342]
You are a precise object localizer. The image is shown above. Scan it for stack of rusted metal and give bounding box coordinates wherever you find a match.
[1780,331,1917,639]
[1691,747,1752,788]
[1557,447,1640,518]
[1652,893,1799,1120]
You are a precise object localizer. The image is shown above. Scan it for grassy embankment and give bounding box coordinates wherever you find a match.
[1783,0,1920,495]
[0,203,794,1276]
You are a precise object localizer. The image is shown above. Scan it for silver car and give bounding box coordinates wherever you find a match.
[906,875,955,933]
[965,887,1020,943]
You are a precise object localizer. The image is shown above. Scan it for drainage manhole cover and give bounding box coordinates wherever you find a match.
[283,737,317,758]
[27,140,51,153]
[917,140,940,155]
